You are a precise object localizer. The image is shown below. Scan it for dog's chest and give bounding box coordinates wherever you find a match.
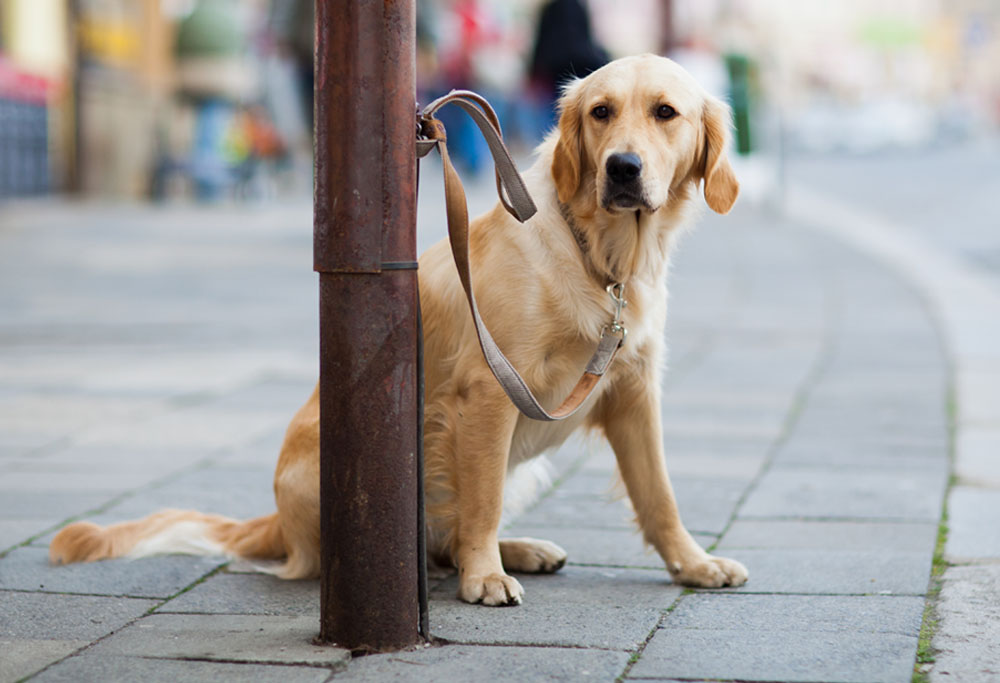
[506,283,664,468]
[508,405,593,469]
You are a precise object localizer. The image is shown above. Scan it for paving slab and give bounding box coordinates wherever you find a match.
[0,469,163,496]
[944,486,1000,561]
[772,434,948,470]
[930,564,1000,682]
[0,520,57,553]
[195,377,315,414]
[660,433,777,460]
[631,628,917,682]
[86,613,350,668]
[0,639,88,683]
[32,655,335,683]
[655,452,767,479]
[512,489,635,530]
[0,591,157,641]
[537,468,627,499]
[809,370,948,400]
[789,407,948,443]
[739,467,946,521]
[334,644,631,682]
[718,519,939,553]
[70,404,287,452]
[0,545,224,599]
[62,463,278,530]
[429,566,680,650]
[710,548,933,595]
[671,476,752,534]
[0,490,117,524]
[664,593,925,633]
[158,571,319,616]
[658,403,789,441]
[514,475,744,536]
[772,448,950,473]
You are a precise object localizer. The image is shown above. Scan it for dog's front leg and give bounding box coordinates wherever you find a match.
[452,374,524,606]
[598,376,748,588]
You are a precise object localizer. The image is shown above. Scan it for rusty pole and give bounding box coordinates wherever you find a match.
[313,0,423,652]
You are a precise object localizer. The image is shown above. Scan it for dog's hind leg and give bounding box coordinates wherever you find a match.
[499,537,567,573]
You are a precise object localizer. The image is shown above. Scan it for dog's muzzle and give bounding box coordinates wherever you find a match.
[603,153,648,211]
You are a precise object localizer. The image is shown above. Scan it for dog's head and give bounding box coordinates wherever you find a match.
[552,54,739,216]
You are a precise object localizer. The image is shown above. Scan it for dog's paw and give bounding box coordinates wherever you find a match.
[499,537,567,574]
[458,572,524,606]
[669,554,748,588]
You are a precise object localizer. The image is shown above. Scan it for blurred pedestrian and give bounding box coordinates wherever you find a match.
[528,0,609,133]
[268,0,315,128]
[431,0,504,175]
[173,0,256,200]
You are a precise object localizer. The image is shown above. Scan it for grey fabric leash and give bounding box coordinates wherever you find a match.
[417,90,626,421]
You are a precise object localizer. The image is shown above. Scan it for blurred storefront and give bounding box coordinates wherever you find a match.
[0,0,996,201]
[0,0,69,199]
[1,0,276,201]
[674,0,1000,152]
[73,0,178,197]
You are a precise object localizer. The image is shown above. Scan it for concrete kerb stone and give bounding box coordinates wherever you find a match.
[954,426,1000,487]
[930,563,1000,681]
[943,487,1000,561]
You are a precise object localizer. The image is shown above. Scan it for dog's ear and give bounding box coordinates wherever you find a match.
[700,97,739,214]
[552,80,584,204]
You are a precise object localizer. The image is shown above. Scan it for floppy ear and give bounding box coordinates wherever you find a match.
[551,80,584,204]
[700,97,739,214]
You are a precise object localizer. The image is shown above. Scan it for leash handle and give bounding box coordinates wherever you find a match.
[417,90,623,422]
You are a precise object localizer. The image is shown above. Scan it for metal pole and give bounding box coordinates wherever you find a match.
[314,0,422,652]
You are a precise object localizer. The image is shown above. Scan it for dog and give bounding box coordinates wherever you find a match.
[50,54,748,605]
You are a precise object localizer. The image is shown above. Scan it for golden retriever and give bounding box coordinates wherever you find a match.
[50,54,747,605]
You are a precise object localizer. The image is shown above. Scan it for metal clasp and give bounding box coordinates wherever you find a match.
[605,282,628,345]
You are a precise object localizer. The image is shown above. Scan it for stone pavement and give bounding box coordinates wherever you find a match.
[786,184,1000,682]
[0,174,959,682]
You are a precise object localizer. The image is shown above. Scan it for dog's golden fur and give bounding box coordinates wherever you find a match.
[51,55,748,605]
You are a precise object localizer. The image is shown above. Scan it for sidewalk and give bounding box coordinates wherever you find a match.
[0,182,958,681]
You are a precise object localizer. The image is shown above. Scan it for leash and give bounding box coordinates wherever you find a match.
[416,90,627,422]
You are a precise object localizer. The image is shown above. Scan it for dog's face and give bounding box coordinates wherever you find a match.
[552,54,739,216]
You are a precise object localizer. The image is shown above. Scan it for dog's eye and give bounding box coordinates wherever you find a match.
[656,104,678,120]
[591,105,609,120]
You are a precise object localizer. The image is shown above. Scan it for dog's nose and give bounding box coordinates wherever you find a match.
[606,153,642,184]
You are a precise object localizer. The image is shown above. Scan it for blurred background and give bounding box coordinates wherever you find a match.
[0,0,997,203]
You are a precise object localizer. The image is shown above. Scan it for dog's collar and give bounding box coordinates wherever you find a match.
[558,200,619,289]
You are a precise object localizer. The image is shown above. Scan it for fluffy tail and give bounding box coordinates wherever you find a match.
[49,509,285,567]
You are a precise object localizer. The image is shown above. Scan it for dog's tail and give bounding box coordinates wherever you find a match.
[49,509,286,569]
